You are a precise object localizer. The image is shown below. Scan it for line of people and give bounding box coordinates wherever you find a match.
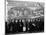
[5,18,44,33]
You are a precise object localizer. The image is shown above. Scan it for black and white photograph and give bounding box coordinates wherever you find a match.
[5,0,44,35]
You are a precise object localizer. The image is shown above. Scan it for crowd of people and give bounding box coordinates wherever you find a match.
[5,17,44,34]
